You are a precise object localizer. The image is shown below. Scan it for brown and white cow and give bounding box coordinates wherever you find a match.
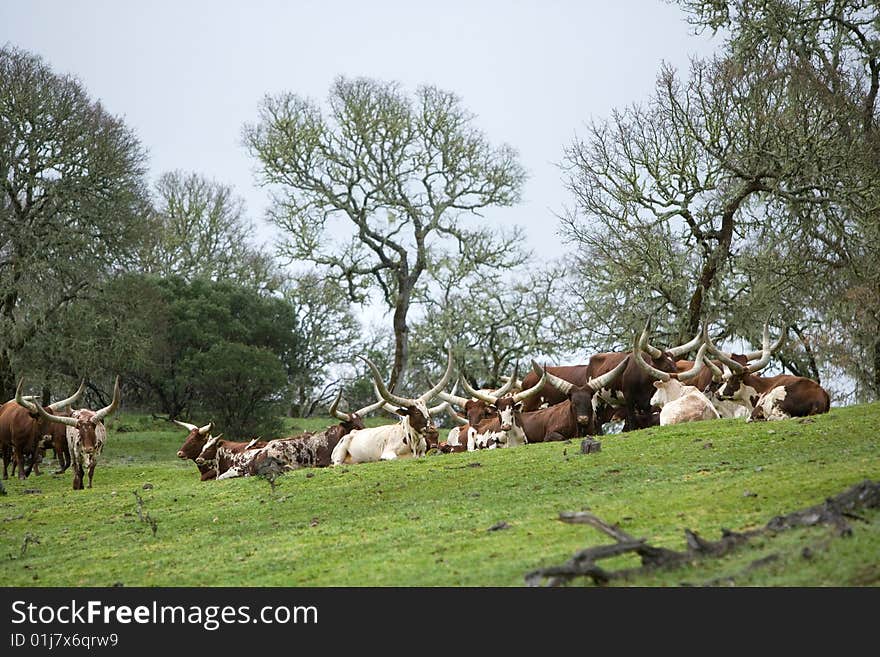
[330,351,453,465]
[213,393,386,479]
[1,381,85,481]
[195,435,268,478]
[703,324,830,420]
[32,377,121,490]
[173,419,217,480]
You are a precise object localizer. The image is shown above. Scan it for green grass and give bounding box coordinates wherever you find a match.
[1,404,878,586]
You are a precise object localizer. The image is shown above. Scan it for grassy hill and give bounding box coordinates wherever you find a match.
[1,404,878,586]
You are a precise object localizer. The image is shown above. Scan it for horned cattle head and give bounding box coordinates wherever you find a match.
[361,349,454,457]
[633,328,709,407]
[174,419,214,460]
[29,377,120,456]
[328,389,386,432]
[458,366,547,433]
[14,379,86,420]
[703,321,785,402]
[536,354,630,435]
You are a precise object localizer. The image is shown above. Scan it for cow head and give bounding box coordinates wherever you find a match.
[537,355,630,434]
[194,434,227,466]
[361,349,454,457]
[31,377,120,454]
[703,322,785,402]
[174,420,214,460]
[632,330,709,407]
[328,389,384,433]
[459,368,546,432]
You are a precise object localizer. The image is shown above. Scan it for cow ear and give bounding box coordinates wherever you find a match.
[396,407,410,416]
[514,402,524,411]
[653,381,663,388]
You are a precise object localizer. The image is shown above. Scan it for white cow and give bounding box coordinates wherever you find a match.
[330,351,453,465]
[634,340,719,426]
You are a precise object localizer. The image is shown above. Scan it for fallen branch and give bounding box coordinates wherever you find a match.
[526,479,880,587]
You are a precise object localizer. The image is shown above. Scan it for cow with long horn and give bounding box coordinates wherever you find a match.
[703,323,829,420]
[31,377,121,490]
[455,368,549,449]
[633,332,719,425]
[1,380,85,481]
[330,350,454,464]
[214,392,388,479]
[535,354,633,437]
[174,419,217,480]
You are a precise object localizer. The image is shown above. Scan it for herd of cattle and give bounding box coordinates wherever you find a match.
[0,321,831,489]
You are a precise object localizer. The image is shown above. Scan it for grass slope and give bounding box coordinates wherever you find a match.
[1,405,878,586]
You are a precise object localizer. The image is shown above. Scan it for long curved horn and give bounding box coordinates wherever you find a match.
[745,324,786,361]
[640,321,664,359]
[439,402,469,427]
[702,354,724,381]
[460,376,498,404]
[92,376,120,423]
[588,353,631,391]
[47,379,86,412]
[31,396,79,428]
[676,344,708,381]
[493,364,518,398]
[435,381,469,409]
[534,360,573,395]
[14,379,39,413]
[666,330,703,359]
[329,390,350,422]
[173,419,199,432]
[199,421,213,435]
[513,367,547,403]
[359,356,416,407]
[744,323,772,373]
[702,323,745,374]
[353,397,386,418]
[418,349,455,403]
[427,400,449,415]
[633,332,671,381]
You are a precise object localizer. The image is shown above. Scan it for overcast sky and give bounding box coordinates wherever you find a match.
[2,0,721,262]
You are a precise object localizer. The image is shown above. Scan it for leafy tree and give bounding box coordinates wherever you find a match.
[183,342,287,439]
[0,46,150,399]
[243,76,527,390]
[136,170,282,293]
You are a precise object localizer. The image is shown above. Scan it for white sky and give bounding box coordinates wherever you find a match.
[1,0,721,262]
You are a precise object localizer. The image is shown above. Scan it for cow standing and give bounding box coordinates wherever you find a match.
[32,377,121,490]
[1,381,84,481]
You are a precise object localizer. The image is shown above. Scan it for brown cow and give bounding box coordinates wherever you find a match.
[173,420,217,481]
[32,377,121,490]
[521,329,703,432]
[0,381,85,481]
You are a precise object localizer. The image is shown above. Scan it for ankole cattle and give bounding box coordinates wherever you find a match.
[632,335,718,425]
[521,329,703,431]
[212,392,386,479]
[32,377,121,490]
[704,324,830,420]
[174,420,216,480]
[0,380,85,481]
[330,350,453,465]
[195,436,269,478]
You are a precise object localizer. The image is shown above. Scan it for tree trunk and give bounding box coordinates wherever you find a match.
[684,180,764,337]
[389,281,413,392]
[0,348,14,403]
[791,324,820,383]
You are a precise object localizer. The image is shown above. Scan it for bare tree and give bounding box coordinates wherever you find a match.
[243,77,527,389]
